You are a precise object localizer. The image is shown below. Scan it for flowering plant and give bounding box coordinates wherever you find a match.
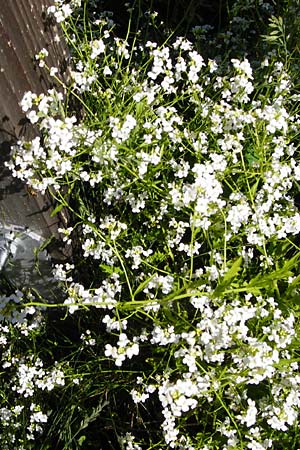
[2,0,300,448]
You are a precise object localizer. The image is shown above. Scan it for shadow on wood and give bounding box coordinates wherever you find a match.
[0,0,69,243]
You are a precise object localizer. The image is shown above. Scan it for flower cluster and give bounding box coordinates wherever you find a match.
[0,290,66,448]
[47,0,82,23]
[130,295,299,448]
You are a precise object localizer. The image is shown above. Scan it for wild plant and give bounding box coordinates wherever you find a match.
[2,0,300,448]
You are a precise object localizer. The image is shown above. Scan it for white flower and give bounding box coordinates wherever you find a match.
[20,91,37,112]
[90,39,105,59]
[126,343,139,359]
[103,65,112,76]
[238,399,257,427]
[27,110,39,124]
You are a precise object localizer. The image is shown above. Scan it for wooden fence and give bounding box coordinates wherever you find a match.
[0,0,69,240]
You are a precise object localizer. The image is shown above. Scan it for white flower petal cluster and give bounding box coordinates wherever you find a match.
[104,333,139,366]
[47,0,81,23]
[110,114,137,143]
[134,294,299,447]
[64,273,121,313]
[11,357,65,398]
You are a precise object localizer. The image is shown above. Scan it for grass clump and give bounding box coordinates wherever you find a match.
[2,0,300,448]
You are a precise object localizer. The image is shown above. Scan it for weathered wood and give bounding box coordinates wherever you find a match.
[0,0,68,141]
[0,0,69,241]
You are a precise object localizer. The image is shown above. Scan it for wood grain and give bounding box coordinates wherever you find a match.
[0,0,69,243]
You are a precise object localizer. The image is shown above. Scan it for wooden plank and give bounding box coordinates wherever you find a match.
[0,0,68,141]
[0,0,69,241]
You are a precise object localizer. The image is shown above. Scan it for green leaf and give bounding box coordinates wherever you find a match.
[281,252,300,271]
[99,264,123,276]
[248,267,293,290]
[250,178,260,197]
[133,273,156,298]
[78,436,86,446]
[245,150,259,166]
[50,203,64,217]
[290,294,300,306]
[214,257,243,297]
